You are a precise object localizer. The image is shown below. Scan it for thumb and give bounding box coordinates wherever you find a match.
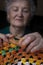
[6,34,14,39]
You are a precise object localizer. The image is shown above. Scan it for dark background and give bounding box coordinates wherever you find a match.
[0,0,43,36]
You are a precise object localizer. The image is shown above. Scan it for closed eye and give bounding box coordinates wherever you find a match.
[23,9,29,13]
[12,8,18,12]
[12,6,18,12]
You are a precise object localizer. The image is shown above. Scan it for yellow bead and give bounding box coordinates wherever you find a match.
[36,60,41,65]
[21,58,26,64]
[0,50,2,54]
[10,43,16,48]
[29,58,34,63]
[3,47,8,50]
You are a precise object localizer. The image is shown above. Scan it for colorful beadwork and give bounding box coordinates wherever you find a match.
[0,38,43,65]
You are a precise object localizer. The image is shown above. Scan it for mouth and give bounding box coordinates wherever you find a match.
[16,18,23,21]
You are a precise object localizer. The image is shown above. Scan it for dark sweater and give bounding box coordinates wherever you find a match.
[0,26,31,36]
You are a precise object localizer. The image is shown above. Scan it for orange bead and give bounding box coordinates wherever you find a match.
[6,52,11,58]
[3,42,9,47]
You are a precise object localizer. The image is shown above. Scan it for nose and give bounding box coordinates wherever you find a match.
[18,9,23,17]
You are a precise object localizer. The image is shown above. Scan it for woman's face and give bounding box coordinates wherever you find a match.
[7,1,30,27]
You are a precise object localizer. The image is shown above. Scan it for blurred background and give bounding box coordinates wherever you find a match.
[0,0,43,36]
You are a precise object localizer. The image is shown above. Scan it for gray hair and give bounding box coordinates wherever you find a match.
[5,0,36,17]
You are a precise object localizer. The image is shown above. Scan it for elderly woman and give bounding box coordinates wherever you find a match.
[0,0,43,53]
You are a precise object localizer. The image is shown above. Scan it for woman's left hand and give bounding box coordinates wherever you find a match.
[18,32,43,53]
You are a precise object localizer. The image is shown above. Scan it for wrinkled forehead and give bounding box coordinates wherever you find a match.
[6,0,29,5]
[7,0,29,2]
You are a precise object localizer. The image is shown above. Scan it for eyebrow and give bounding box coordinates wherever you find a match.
[10,5,29,8]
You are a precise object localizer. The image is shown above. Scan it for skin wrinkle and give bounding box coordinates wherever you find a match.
[26,37,41,52]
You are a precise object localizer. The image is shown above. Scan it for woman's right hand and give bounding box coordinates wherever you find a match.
[0,33,14,47]
[0,33,8,42]
[0,33,8,47]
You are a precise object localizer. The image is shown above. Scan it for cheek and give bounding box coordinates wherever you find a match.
[9,14,14,18]
[9,11,16,19]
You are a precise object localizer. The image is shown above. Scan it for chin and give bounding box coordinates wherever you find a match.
[13,24,24,27]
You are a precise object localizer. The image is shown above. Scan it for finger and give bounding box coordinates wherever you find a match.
[31,38,43,52]
[0,38,3,43]
[22,35,36,45]
[26,38,40,52]
[18,37,31,49]
[0,39,3,47]
[19,34,29,44]
[6,34,14,39]
[18,35,36,47]
[28,32,41,38]
[0,34,8,42]
[3,36,8,42]
[9,38,18,45]
[19,33,35,45]
[3,37,8,42]
[31,43,42,53]
[0,43,3,47]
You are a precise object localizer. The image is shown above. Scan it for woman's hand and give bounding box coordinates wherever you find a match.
[19,32,43,53]
[0,33,14,47]
[0,33,8,47]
